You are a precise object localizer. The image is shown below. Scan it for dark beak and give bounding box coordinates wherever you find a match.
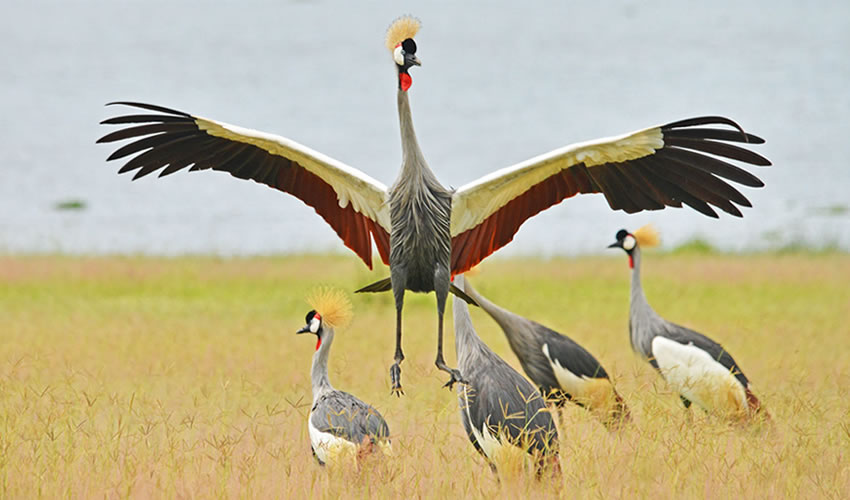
[607,241,622,249]
[407,54,421,67]
[296,325,310,334]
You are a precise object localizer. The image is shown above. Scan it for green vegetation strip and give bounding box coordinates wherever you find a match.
[0,254,848,497]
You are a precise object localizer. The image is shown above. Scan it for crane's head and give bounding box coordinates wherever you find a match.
[386,16,421,92]
[296,288,352,351]
[608,226,660,268]
[297,310,325,350]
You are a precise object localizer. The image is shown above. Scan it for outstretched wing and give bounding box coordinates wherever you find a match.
[450,117,770,274]
[98,102,391,269]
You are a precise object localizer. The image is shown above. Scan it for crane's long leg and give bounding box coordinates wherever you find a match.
[433,277,466,389]
[389,284,405,397]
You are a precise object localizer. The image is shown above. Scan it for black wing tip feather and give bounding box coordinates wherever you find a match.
[744,134,766,145]
[104,101,191,117]
[661,115,769,148]
[662,115,745,134]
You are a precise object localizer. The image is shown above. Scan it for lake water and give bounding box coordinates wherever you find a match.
[1,1,848,257]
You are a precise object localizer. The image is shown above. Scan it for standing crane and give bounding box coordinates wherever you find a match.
[461,278,629,428]
[452,275,559,474]
[98,16,771,396]
[608,226,768,420]
[296,288,392,465]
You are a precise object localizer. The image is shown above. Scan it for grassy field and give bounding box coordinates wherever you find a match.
[0,252,848,498]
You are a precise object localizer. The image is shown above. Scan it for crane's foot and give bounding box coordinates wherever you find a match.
[389,363,404,397]
[442,368,468,390]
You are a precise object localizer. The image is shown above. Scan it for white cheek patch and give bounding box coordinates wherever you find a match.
[622,235,636,251]
[309,317,321,333]
[393,45,405,65]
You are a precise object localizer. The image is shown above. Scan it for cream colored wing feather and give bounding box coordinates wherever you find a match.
[449,116,769,274]
[196,116,391,231]
[99,102,391,268]
[451,125,663,237]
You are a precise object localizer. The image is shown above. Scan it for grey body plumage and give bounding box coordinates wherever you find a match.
[453,276,559,472]
[383,86,463,395]
[462,279,629,427]
[309,391,390,465]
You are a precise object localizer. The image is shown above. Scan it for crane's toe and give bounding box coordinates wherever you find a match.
[389,363,404,397]
[442,369,468,390]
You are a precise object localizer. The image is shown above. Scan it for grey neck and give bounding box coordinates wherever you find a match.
[396,89,438,184]
[630,247,655,311]
[452,276,484,364]
[629,246,661,352]
[311,327,335,401]
[464,281,536,351]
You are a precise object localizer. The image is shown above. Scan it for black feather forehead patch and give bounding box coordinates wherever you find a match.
[402,38,417,54]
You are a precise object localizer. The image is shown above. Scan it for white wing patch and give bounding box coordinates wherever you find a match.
[450,125,663,237]
[459,386,538,472]
[541,343,615,413]
[460,386,504,461]
[542,343,586,396]
[196,117,391,232]
[308,414,357,465]
[651,336,747,415]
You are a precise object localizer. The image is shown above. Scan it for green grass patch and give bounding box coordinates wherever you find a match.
[669,237,716,255]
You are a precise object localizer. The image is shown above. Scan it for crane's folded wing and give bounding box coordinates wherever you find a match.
[312,391,390,442]
[449,117,770,274]
[98,102,391,269]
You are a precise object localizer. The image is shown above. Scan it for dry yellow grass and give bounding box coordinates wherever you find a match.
[1,253,848,498]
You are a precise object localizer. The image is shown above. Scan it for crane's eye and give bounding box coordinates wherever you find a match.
[622,235,636,251]
[393,45,405,65]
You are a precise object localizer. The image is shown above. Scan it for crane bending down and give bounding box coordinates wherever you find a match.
[608,226,768,420]
[452,275,559,474]
[98,16,771,396]
[461,278,630,429]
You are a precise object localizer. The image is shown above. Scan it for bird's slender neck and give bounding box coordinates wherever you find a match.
[464,282,536,349]
[628,246,661,354]
[629,247,651,309]
[452,277,484,363]
[396,89,436,182]
[311,328,335,401]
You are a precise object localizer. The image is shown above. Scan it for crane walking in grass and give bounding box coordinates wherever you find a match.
[461,278,630,429]
[297,289,392,465]
[452,275,559,475]
[98,15,770,396]
[608,226,768,420]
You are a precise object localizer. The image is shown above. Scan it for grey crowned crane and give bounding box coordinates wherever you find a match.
[297,288,392,465]
[98,16,771,396]
[462,278,630,429]
[452,275,559,474]
[608,226,768,420]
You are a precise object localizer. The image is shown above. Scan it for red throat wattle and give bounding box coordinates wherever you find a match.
[628,255,634,269]
[315,337,321,351]
[400,73,412,91]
